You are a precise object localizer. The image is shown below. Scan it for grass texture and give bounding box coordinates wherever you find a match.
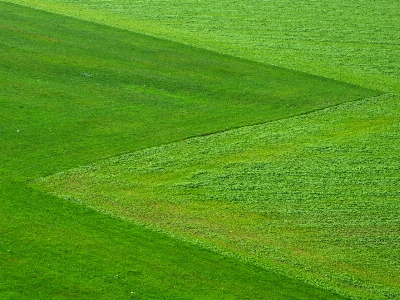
[34,94,400,299]
[1,0,398,298]
[4,0,400,94]
[0,2,364,299]
[2,181,347,300]
[0,1,376,180]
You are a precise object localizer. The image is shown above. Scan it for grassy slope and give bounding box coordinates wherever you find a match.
[35,94,400,299]
[3,181,345,300]
[0,1,376,180]
[1,0,398,298]
[3,0,400,94]
[0,2,361,299]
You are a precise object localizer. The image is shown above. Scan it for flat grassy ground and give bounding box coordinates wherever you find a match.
[34,94,400,299]
[3,181,347,300]
[0,1,375,180]
[2,0,398,299]
[4,0,400,94]
[0,2,369,299]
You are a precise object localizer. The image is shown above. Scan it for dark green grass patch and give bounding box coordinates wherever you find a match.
[0,1,379,179]
[35,94,400,299]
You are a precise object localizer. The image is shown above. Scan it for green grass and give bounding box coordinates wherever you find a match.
[0,2,364,299]
[0,1,377,180]
[4,0,400,94]
[3,181,347,300]
[1,0,398,298]
[34,94,400,299]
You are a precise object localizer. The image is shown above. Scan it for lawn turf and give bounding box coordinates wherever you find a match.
[34,94,400,299]
[0,2,366,299]
[2,179,350,299]
[0,0,378,180]
[4,0,399,94]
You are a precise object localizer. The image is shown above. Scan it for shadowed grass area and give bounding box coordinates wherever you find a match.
[35,94,400,299]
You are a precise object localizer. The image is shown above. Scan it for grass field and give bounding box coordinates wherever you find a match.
[1,0,399,299]
[34,94,400,299]
[3,180,348,300]
[4,0,400,94]
[0,1,366,299]
[1,1,376,179]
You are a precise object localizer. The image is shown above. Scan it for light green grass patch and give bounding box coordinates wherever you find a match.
[34,94,400,299]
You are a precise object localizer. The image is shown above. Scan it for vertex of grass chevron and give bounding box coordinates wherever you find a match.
[34,94,400,299]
